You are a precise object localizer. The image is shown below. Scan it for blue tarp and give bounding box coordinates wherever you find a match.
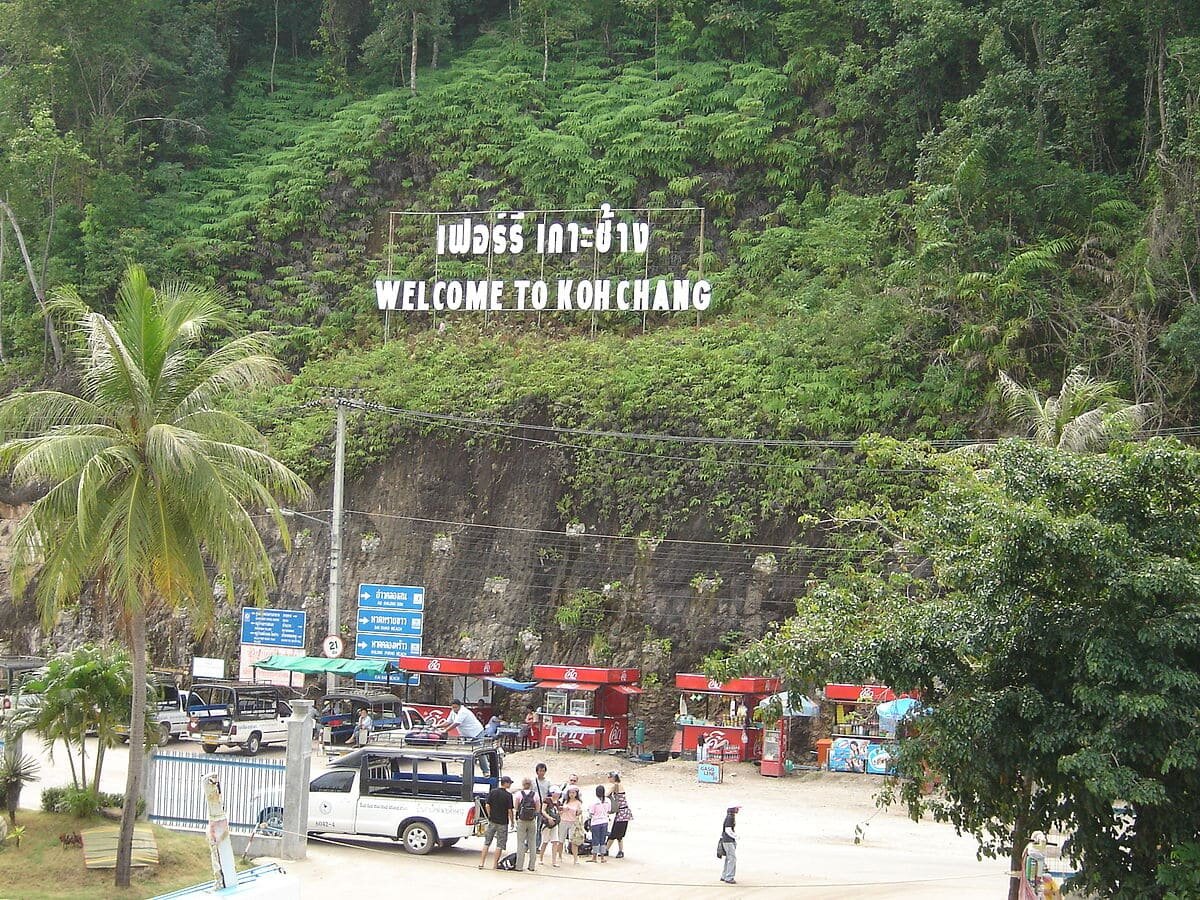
[757,691,819,717]
[876,697,922,734]
[485,676,538,692]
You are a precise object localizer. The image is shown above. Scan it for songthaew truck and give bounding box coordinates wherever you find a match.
[254,742,503,854]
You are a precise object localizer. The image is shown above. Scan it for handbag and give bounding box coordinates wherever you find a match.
[716,839,725,859]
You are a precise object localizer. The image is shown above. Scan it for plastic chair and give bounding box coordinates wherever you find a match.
[542,724,562,751]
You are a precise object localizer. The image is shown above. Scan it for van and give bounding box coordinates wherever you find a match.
[255,743,502,854]
[184,682,294,756]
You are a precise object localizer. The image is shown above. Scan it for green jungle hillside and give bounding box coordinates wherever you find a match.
[2,0,1199,532]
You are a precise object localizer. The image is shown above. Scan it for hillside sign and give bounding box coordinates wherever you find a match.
[377,203,711,314]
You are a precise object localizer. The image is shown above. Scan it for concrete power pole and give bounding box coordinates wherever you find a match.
[328,401,347,694]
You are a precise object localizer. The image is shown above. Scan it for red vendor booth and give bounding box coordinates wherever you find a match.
[395,656,507,730]
[533,665,641,751]
[674,674,781,762]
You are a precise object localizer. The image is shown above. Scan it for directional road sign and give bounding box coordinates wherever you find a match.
[240,608,307,649]
[355,610,423,635]
[356,584,425,610]
[355,634,423,659]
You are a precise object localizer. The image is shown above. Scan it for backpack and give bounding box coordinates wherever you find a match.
[516,790,538,821]
[498,852,518,870]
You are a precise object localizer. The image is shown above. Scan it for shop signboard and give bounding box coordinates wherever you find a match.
[237,608,307,686]
[531,664,640,684]
[697,762,723,784]
[828,738,898,775]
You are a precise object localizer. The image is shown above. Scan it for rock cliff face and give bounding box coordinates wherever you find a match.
[0,434,809,744]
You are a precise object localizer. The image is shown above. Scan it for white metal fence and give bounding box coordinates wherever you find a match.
[147,751,286,835]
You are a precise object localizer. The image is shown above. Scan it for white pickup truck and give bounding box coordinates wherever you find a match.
[256,743,503,854]
[184,682,293,756]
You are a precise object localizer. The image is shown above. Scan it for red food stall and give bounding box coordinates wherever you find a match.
[533,665,641,751]
[395,656,506,729]
[674,674,781,762]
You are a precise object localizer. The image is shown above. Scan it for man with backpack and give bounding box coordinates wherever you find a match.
[513,776,542,872]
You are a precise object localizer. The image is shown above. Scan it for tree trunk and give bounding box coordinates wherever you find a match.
[542,13,549,83]
[0,200,63,368]
[1007,773,1034,900]
[432,38,439,69]
[115,606,147,889]
[0,216,7,363]
[410,10,418,94]
[270,0,280,93]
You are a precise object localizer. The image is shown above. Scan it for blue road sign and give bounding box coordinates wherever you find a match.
[240,608,307,649]
[356,584,425,610]
[355,610,423,635]
[356,671,421,686]
[355,634,423,659]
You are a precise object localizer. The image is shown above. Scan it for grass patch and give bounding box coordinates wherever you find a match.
[0,810,223,899]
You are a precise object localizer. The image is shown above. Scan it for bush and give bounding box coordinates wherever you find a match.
[40,786,145,818]
[40,787,66,813]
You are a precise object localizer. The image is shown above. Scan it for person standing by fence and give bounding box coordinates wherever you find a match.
[718,805,740,884]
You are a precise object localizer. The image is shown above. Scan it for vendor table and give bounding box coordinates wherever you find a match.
[674,674,780,762]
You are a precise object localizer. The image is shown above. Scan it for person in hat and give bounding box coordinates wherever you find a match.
[718,805,740,884]
[480,775,515,870]
[538,787,563,866]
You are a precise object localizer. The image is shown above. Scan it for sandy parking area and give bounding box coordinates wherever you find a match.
[20,739,1009,898]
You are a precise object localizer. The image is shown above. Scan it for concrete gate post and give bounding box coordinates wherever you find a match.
[280,699,313,860]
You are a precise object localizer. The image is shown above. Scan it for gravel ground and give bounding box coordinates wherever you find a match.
[21,739,1010,898]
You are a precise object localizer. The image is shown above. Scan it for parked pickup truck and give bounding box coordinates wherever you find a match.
[184,682,293,756]
[255,743,502,854]
[115,682,190,746]
[317,691,444,746]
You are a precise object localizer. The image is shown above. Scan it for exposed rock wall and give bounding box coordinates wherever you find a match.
[0,435,809,745]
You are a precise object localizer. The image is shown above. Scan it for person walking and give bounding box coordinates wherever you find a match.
[560,786,584,865]
[718,805,740,884]
[479,775,515,869]
[513,777,541,872]
[605,771,632,858]
[588,785,611,863]
[538,788,563,866]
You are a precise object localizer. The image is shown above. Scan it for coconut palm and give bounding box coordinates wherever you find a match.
[997,365,1154,452]
[0,264,307,887]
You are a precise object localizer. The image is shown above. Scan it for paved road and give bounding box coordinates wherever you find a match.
[18,738,1010,899]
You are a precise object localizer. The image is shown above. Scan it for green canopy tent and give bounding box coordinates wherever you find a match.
[251,655,400,688]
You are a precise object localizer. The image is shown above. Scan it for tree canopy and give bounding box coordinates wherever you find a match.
[714,440,1200,898]
[0,264,307,886]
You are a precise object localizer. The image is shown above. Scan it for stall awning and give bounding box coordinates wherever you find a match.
[397,656,505,676]
[538,681,599,691]
[486,676,538,692]
[609,685,643,695]
[254,655,398,676]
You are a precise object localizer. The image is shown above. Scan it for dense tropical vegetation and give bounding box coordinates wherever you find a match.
[4,1,1200,895]
[0,266,307,886]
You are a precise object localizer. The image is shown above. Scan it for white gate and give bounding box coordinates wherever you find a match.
[147,751,286,835]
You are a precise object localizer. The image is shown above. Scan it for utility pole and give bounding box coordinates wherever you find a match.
[328,400,347,693]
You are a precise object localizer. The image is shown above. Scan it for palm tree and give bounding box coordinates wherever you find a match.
[997,365,1154,452]
[0,264,308,887]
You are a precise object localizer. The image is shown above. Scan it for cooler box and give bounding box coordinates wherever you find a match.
[816,738,832,768]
